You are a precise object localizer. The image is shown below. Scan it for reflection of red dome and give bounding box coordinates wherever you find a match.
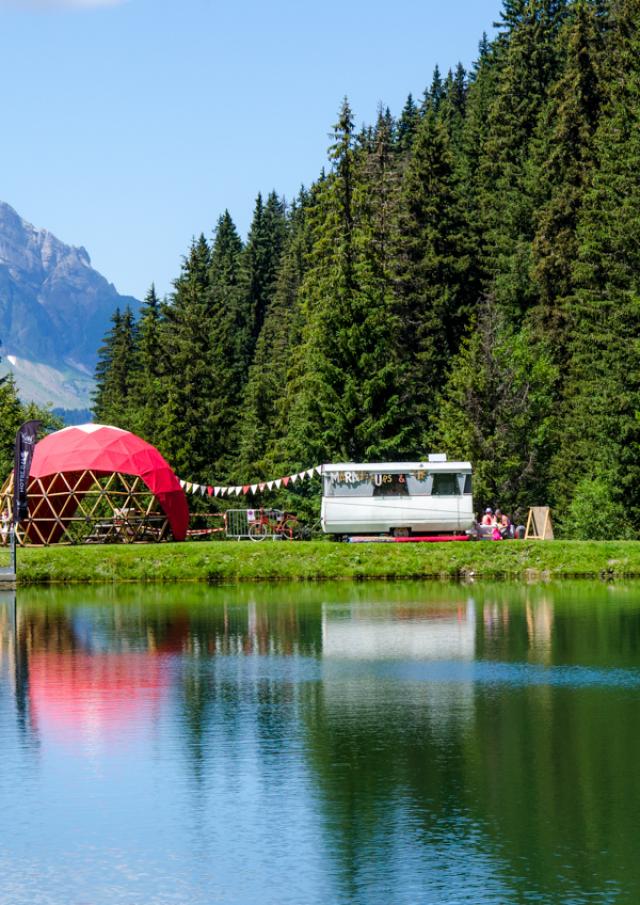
[29,652,166,745]
[27,423,188,542]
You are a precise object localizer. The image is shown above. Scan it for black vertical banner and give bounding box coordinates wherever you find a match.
[13,420,41,522]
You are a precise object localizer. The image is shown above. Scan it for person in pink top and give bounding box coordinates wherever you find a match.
[481,508,495,526]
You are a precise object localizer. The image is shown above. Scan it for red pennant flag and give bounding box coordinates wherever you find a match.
[243,485,250,495]
[283,476,290,487]
[207,486,213,496]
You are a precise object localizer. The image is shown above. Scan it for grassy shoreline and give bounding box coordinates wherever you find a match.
[9,539,640,586]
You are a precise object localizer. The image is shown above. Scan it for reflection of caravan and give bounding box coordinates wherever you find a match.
[322,602,476,660]
[321,457,474,536]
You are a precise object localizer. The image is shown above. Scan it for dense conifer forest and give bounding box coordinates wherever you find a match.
[90,0,640,538]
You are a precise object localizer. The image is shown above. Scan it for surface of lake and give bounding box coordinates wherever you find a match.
[1,581,639,905]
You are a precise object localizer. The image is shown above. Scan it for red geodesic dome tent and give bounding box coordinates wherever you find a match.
[8,424,189,545]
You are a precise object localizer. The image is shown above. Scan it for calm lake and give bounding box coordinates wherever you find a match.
[1,581,639,905]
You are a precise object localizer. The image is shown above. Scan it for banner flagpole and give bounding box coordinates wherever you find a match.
[12,420,41,570]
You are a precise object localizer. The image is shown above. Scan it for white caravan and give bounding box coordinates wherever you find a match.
[320,456,474,536]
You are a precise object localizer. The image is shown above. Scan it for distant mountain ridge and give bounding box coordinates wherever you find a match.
[0,200,140,372]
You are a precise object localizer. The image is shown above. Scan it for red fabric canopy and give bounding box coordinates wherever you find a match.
[30,424,189,541]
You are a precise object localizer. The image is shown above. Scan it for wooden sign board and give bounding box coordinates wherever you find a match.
[525,506,554,540]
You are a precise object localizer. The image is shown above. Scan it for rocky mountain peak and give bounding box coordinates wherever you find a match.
[0,200,139,371]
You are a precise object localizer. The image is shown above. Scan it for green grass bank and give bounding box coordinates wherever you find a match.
[10,539,640,585]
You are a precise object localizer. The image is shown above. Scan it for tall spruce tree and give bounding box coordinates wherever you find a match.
[550,0,640,529]
[480,0,568,315]
[393,109,474,450]
[237,195,309,476]
[93,306,139,428]
[158,235,213,478]
[530,0,605,349]
[129,284,167,445]
[286,100,408,463]
[244,191,288,342]
[434,295,558,517]
[207,211,253,478]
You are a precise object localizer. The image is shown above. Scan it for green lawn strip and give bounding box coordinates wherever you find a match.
[12,540,640,585]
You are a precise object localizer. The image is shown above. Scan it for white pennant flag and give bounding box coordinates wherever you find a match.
[267,481,274,491]
[275,479,282,489]
[214,487,220,497]
[179,479,186,489]
[306,469,314,479]
[235,487,242,496]
[315,466,323,476]
[251,484,258,494]
[290,473,298,484]
[200,485,206,496]
[297,471,306,482]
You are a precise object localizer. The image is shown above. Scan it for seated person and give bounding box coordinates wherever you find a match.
[481,508,495,526]
[495,509,513,539]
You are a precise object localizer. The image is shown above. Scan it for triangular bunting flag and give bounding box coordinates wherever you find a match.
[306,469,314,479]
[186,482,193,493]
[242,485,250,495]
[315,466,323,476]
[283,476,290,487]
[275,479,282,489]
[259,483,266,492]
[267,481,274,491]
[251,484,258,494]
[200,486,206,496]
[179,479,186,489]
[297,471,306,482]
[289,474,297,484]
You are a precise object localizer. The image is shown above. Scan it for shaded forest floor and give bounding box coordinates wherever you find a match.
[11,539,640,585]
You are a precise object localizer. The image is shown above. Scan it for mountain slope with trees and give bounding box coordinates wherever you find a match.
[94,0,640,538]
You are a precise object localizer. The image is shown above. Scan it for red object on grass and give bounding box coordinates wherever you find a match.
[29,423,189,541]
[392,535,471,543]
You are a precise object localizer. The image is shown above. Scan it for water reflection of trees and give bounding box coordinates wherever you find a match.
[4,583,640,903]
[302,586,640,904]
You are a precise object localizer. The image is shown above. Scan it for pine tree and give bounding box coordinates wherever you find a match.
[237,195,309,475]
[397,94,419,152]
[550,0,640,527]
[434,295,558,517]
[392,109,475,450]
[244,191,288,342]
[93,306,139,428]
[129,284,167,444]
[285,100,408,463]
[207,211,253,477]
[158,235,213,478]
[439,64,468,152]
[480,0,569,315]
[530,0,605,348]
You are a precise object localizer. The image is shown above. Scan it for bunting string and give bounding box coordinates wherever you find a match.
[178,465,325,498]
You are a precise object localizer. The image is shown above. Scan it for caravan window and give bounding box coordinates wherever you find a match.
[431,473,460,496]
[324,474,373,498]
[405,471,430,495]
[463,474,472,495]
[372,474,409,497]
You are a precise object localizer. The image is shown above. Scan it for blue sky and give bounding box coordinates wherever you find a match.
[0,0,502,300]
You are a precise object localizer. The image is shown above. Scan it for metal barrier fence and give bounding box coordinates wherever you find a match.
[225,509,254,539]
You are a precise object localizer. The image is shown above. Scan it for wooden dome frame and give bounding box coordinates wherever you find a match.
[0,470,173,546]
